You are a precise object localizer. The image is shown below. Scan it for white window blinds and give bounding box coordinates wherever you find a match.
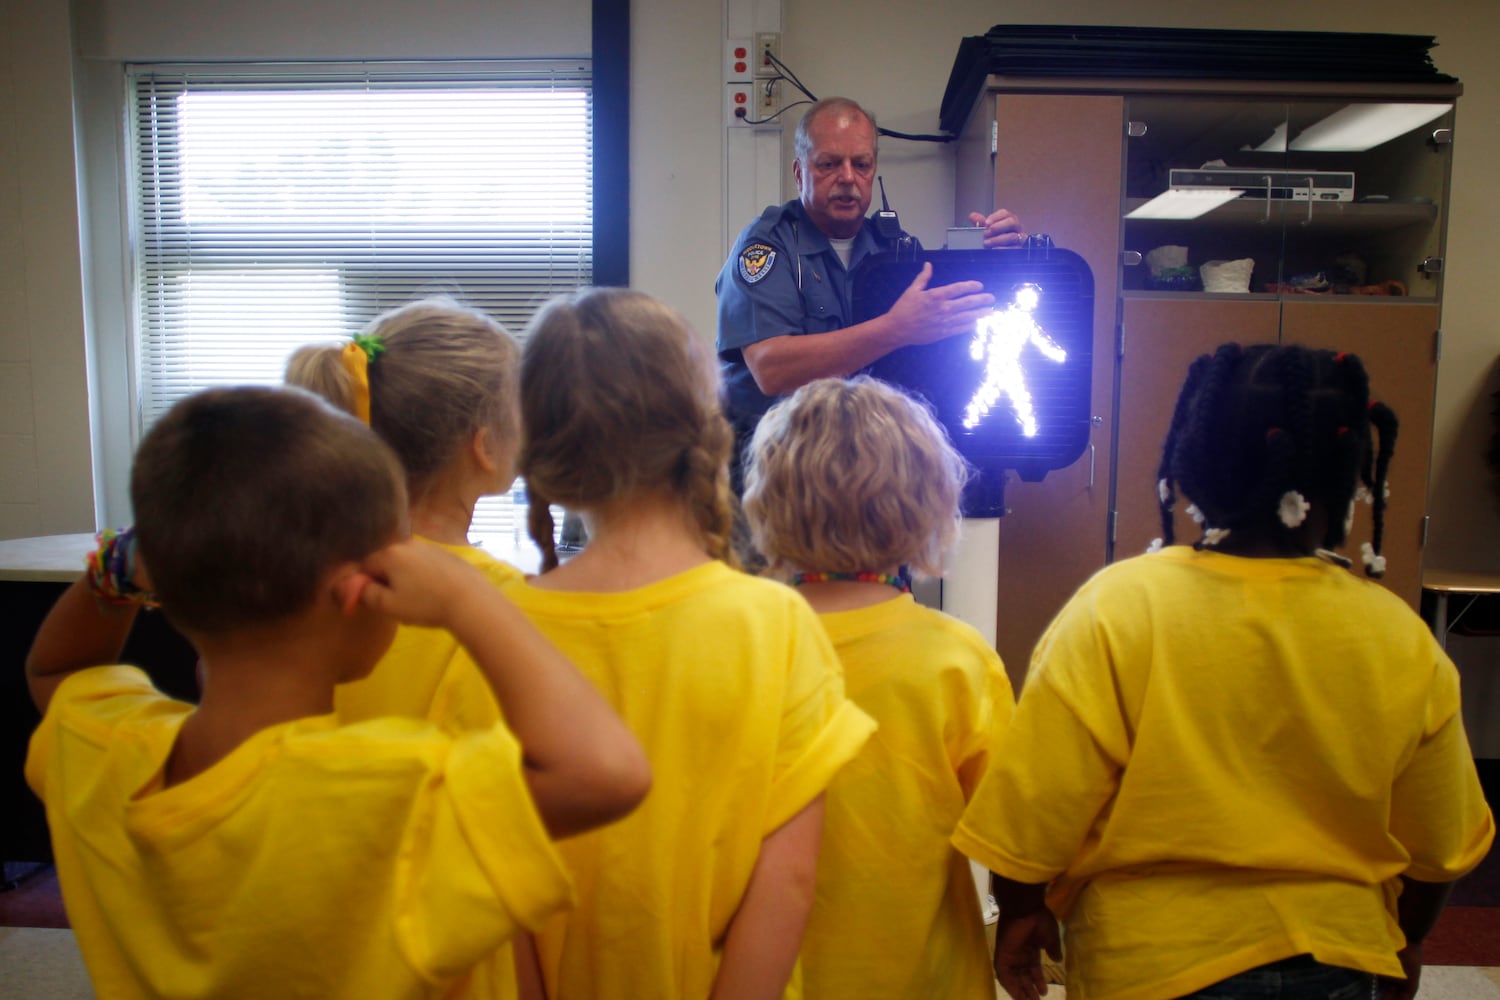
[128,62,592,543]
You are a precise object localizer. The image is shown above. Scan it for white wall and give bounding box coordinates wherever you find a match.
[72,0,590,61]
[628,0,725,336]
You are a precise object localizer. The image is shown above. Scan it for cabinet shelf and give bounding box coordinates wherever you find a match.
[1122,197,1438,235]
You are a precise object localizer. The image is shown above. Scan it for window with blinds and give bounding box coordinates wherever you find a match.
[128,62,592,542]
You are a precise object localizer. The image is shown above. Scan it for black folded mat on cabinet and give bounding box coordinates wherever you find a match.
[940,25,1456,134]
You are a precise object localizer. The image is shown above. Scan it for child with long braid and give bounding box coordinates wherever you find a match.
[954,343,1493,1000]
[742,375,1014,999]
[506,287,876,1000]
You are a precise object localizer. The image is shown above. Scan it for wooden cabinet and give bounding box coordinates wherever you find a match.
[955,77,1460,688]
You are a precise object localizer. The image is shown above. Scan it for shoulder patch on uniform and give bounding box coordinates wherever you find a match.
[738,243,778,285]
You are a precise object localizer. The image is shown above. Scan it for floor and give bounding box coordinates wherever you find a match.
[4,864,1499,998]
[6,927,1500,1000]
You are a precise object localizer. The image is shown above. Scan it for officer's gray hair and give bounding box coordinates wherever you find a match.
[794,97,878,164]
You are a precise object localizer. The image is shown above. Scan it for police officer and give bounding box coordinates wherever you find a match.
[716,96,1026,487]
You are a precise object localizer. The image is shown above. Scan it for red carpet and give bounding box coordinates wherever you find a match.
[1424,905,1500,967]
[0,863,67,929]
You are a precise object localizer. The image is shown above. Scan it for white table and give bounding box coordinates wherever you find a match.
[0,531,543,583]
[1423,569,1500,650]
[0,533,95,584]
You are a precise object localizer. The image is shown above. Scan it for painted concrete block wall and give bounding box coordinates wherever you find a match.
[1,1,93,540]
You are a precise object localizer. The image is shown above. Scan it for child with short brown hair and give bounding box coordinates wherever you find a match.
[26,385,649,1000]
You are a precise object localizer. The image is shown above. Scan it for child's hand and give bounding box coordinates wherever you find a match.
[992,907,1061,1000]
[354,540,487,627]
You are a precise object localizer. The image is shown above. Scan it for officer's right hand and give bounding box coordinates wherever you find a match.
[884,263,995,347]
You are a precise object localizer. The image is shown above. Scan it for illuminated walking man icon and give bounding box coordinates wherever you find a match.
[961,284,1066,437]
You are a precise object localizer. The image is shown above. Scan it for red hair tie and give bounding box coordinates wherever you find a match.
[1334,352,1348,363]
[1266,427,1283,440]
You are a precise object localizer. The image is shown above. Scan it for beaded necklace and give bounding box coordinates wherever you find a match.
[790,571,911,594]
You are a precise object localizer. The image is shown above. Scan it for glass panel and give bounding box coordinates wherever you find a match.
[1122,95,1292,294]
[1122,94,1455,302]
[1280,100,1454,301]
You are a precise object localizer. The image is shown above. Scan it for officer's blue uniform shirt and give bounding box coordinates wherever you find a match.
[715,198,910,435]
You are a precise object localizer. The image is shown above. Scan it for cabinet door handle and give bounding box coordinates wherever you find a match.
[1088,442,1096,490]
[1262,175,1273,224]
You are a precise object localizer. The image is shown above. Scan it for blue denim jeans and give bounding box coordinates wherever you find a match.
[1175,955,1377,1000]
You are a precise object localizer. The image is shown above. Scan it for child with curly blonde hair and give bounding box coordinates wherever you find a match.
[743,374,1014,999]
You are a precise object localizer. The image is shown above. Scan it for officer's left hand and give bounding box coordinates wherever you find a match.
[970,209,1027,249]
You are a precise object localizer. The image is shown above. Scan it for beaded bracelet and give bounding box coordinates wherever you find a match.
[85,528,159,608]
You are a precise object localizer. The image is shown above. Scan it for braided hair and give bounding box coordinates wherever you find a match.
[519,287,740,573]
[1155,343,1398,576]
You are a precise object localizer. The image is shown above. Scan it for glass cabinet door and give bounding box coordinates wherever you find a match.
[1121,93,1456,301]
[1279,98,1454,300]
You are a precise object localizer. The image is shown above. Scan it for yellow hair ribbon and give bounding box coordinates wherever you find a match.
[340,341,373,424]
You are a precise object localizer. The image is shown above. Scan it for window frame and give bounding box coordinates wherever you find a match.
[121,59,598,544]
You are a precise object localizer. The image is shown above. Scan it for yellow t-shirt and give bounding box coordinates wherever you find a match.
[501,560,877,1000]
[802,594,1013,999]
[336,537,524,731]
[25,666,574,1000]
[953,546,1496,1000]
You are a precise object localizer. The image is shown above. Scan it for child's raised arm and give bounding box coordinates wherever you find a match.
[26,577,141,714]
[707,795,825,1000]
[357,540,651,837]
[27,532,154,714]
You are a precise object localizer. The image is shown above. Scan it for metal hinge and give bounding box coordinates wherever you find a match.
[1421,515,1430,547]
[990,120,998,156]
[1116,321,1126,359]
[1434,328,1443,363]
[1109,509,1119,547]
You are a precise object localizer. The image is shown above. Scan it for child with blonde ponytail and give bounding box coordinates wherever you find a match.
[507,287,876,1000]
[286,297,534,730]
[288,297,655,1000]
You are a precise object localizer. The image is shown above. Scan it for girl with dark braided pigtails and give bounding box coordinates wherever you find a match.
[955,343,1493,1000]
[1153,343,1397,577]
[505,288,875,1000]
